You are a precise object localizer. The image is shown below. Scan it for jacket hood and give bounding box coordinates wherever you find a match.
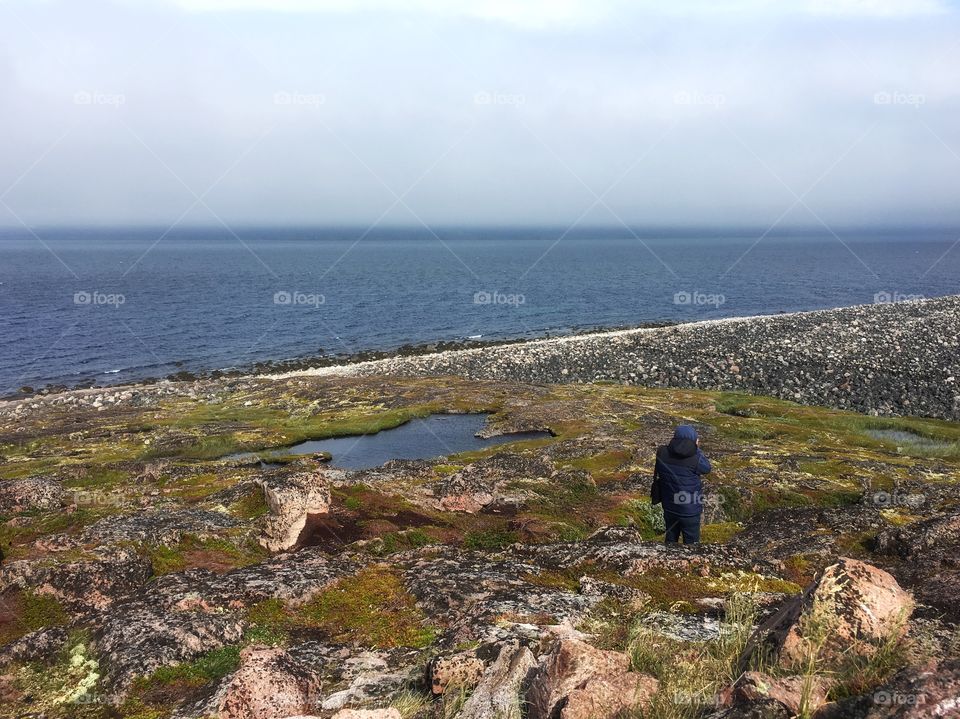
[668,425,698,458]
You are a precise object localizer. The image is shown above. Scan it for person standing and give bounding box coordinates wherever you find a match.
[651,425,712,544]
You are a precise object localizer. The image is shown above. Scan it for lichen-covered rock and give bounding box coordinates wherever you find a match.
[257,471,331,552]
[436,453,555,513]
[427,650,485,694]
[457,643,536,719]
[0,548,152,611]
[874,510,960,620]
[0,626,68,666]
[525,638,658,719]
[0,477,62,515]
[209,646,322,719]
[744,558,913,672]
[77,509,240,548]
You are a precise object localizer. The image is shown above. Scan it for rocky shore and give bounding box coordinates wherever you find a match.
[282,296,960,421]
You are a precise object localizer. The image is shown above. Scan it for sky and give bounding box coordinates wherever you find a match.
[0,0,958,228]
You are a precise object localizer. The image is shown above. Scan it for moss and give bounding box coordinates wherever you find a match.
[147,535,267,575]
[463,528,519,550]
[567,449,633,482]
[700,522,743,544]
[133,645,241,695]
[300,567,436,649]
[0,590,69,645]
[230,486,270,519]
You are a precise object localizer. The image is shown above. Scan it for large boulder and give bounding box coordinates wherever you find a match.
[209,646,322,719]
[743,558,913,673]
[0,477,62,515]
[427,650,485,695]
[257,471,331,552]
[525,638,658,719]
[458,643,537,719]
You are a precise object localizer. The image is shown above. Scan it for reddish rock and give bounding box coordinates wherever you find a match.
[744,558,913,672]
[427,650,485,694]
[458,643,537,719]
[215,646,322,719]
[330,710,402,719]
[525,638,658,719]
[720,671,831,715]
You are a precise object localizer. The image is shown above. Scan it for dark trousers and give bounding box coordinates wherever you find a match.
[664,510,701,544]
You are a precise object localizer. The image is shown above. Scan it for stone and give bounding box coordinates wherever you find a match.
[258,471,332,552]
[212,646,322,719]
[457,643,537,719]
[743,558,913,672]
[525,638,658,719]
[0,477,62,515]
[427,650,485,695]
[720,671,831,715]
[330,710,402,719]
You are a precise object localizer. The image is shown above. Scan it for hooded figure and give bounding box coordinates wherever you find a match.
[651,424,712,544]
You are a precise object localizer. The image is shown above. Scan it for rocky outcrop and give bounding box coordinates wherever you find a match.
[436,453,556,513]
[743,558,913,673]
[525,638,658,719]
[874,510,960,620]
[331,710,402,719]
[0,549,152,611]
[0,477,62,515]
[257,471,332,552]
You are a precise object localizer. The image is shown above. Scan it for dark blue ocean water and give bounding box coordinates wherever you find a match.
[1,227,958,392]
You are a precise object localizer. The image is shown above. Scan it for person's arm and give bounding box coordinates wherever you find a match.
[696,451,712,475]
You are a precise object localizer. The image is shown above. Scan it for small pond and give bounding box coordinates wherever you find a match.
[236,413,551,470]
[865,429,954,451]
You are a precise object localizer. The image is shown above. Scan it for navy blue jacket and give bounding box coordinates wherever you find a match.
[652,427,712,516]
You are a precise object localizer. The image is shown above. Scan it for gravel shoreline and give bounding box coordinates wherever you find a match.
[275,296,960,420]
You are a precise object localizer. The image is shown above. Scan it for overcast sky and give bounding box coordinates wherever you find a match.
[0,0,958,228]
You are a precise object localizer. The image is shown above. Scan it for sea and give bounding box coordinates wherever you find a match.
[1,226,957,394]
